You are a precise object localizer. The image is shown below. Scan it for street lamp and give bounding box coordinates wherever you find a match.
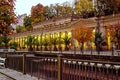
[95,0,103,55]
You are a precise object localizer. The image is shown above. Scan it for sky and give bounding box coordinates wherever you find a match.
[15,0,72,15]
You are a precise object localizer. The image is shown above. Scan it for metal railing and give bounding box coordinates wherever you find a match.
[5,52,120,80]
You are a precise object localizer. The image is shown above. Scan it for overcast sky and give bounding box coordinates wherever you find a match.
[15,0,72,15]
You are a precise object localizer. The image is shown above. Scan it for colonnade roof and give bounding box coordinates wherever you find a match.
[10,14,120,38]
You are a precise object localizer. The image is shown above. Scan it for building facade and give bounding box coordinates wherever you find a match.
[10,14,120,51]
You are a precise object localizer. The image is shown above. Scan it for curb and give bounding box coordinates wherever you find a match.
[0,71,16,80]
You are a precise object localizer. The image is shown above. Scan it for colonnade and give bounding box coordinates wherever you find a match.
[12,31,73,51]
[10,29,112,51]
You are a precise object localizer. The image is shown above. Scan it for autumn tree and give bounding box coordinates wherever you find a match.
[0,0,16,36]
[61,1,72,16]
[99,0,120,14]
[74,0,94,17]
[72,26,93,53]
[31,3,45,24]
[45,3,72,19]
[106,24,120,49]
[0,0,16,49]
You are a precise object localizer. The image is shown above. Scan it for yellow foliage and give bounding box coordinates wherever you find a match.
[72,25,93,43]
[75,0,94,14]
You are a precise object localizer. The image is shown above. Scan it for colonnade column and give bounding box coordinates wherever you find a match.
[21,37,24,50]
[40,32,43,52]
[18,38,20,50]
[59,32,62,53]
[49,33,52,53]
[71,30,76,54]
[54,32,57,51]
[65,31,68,51]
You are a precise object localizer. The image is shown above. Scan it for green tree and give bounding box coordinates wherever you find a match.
[0,36,11,49]
[34,38,40,51]
[16,25,26,33]
[51,37,58,51]
[25,35,35,51]
[43,38,49,51]
[94,32,103,52]
[9,41,18,50]
[63,37,71,51]
[23,16,33,31]
[0,39,4,48]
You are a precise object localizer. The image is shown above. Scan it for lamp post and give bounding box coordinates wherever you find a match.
[95,0,102,55]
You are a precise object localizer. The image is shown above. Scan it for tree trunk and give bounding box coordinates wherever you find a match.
[5,43,8,49]
[40,46,42,51]
[36,46,39,51]
[28,46,33,51]
[44,46,48,51]
[54,45,57,51]
[65,44,69,51]
[80,42,84,54]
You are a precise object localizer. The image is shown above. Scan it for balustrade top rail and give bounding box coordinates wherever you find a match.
[5,51,120,80]
[2,51,120,63]
[34,53,120,62]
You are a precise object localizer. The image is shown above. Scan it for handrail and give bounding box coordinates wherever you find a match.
[62,58,120,65]
[5,52,120,80]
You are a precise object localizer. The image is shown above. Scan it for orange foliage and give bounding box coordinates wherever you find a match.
[0,0,16,36]
[72,26,93,43]
[106,23,120,41]
[31,3,45,24]
[106,25,114,38]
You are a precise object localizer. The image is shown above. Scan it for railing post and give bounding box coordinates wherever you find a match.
[5,52,8,68]
[23,53,26,74]
[58,53,62,80]
[115,65,120,80]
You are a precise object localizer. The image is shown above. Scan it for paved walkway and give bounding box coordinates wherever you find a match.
[0,68,42,80]
[0,73,12,80]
